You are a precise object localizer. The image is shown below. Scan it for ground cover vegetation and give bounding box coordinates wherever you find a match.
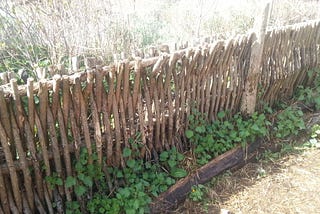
[46,139,187,213]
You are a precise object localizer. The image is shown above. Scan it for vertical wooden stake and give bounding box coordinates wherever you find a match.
[241,2,271,114]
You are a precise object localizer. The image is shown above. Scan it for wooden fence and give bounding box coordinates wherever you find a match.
[260,21,320,105]
[0,19,319,213]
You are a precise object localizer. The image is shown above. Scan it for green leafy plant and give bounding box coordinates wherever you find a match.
[65,148,104,199]
[274,106,305,139]
[159,147,187,178]
[100,145,186,213]
[295,68,320,110]
[189,184,207,202]
[66,201,81,214]
[311,124,320,139]
[45,172,63,189]
[186,109,270,165]
[46,139,187,213]
[305,124,320,148]
[87,195,121,214]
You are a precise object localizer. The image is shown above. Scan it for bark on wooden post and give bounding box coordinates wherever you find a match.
[241,2,271,114]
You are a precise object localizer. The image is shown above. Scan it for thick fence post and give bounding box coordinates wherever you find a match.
[241,2,271,114]
[71,56,80,72]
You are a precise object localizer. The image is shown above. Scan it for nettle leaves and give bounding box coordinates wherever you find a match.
[274,107,305,139]
[186,110,271,165]
[46,145,187,213]
[159,147,187,178]
[186,104,307,165]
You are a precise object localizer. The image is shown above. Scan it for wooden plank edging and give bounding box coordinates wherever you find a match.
[150,139,263,213]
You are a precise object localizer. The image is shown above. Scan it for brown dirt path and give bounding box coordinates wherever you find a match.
[219,147,320,214]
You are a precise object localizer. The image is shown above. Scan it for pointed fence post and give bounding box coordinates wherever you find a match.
[241,2,271,114]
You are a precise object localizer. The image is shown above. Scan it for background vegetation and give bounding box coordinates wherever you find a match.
[0,0,319,78]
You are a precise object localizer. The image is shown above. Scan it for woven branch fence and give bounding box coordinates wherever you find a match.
[0,19,319,213]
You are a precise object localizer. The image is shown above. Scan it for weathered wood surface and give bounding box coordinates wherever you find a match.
[241,2,271,114]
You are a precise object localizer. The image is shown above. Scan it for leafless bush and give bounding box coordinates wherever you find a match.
[0,0,319,78]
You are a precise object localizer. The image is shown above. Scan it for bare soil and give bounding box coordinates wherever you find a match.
[220,147,320,214]
[175,134,320,214]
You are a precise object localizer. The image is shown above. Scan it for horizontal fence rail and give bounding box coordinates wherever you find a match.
[0,19,319,213]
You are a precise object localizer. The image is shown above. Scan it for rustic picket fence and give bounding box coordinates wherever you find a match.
[0,19,319,213]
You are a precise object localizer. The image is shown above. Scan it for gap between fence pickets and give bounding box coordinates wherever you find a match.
[0,17,319,97]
